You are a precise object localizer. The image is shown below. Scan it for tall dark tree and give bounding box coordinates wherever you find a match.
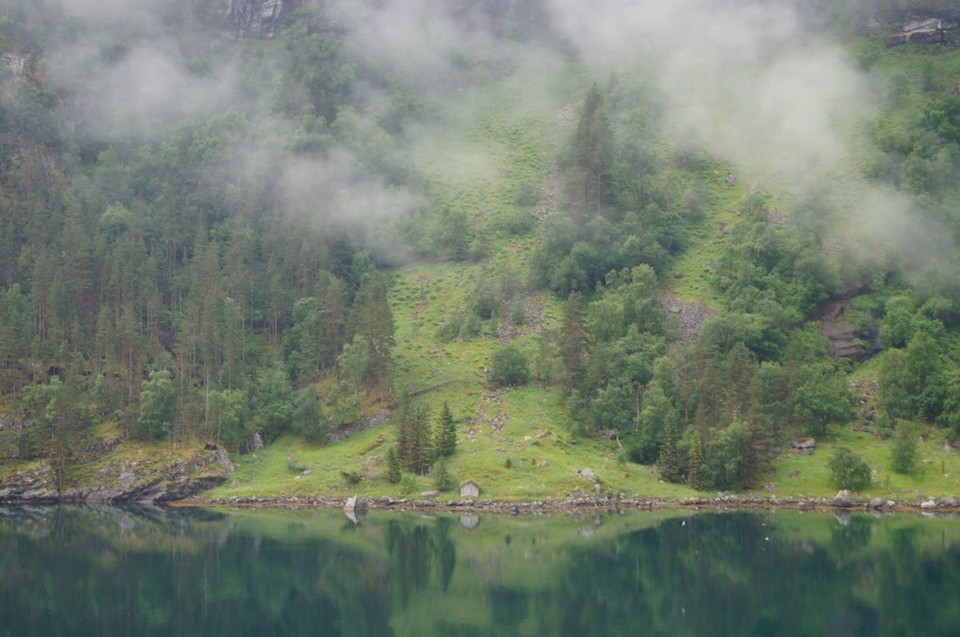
[348,276,395,398]
[688,431,704,491]
[397,402,432,475]
[434,402,457,459]
[559,292,589,395]
[566,83,613,223]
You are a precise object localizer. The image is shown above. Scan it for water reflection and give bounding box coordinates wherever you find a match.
[1,505,959,636]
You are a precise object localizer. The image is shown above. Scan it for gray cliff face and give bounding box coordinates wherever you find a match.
[200,0,299,38]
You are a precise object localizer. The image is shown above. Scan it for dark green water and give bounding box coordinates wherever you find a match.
[2,506,959,636]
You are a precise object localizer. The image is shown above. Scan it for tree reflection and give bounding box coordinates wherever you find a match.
[2,507,960,636]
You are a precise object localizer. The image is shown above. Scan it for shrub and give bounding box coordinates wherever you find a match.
[489,343,531,387]
[340,470,363,485]
[830,446,872,491]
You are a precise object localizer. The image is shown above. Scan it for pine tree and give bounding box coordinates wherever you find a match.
[688,432,704,491]
[434,401,457,459]
[396,402,413,470]
[566,83,613,223]
[433,459,454,492]
[559,292,589,394]
[657,424,683,484]
[396,403,432,474]
[386,446,402,484]
[349,276,395,398]
[410,405,432,475]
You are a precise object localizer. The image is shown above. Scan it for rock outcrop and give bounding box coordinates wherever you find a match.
[815,287,881,362]
[198,0,299,39]
[0,446,233,504]
[889,17,958,45]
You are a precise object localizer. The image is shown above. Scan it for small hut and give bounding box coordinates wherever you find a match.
[460,480,480,498]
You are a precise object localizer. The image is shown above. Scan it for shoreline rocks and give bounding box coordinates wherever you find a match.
[185,492,960,515]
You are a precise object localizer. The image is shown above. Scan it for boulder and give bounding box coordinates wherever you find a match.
[921,499,938,510]
[940,495,959,508]
[577,468,599,484]
[870,497,884,510]
[833,490,854,507]
[343,495,367,513]
[238,431,265,455]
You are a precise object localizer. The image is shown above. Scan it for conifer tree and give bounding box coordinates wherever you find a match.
[688,432,704,491]
[410,405,432,475]
[434,401,457,459]
[559,292,589,394]
[657,424,683,484]
[433,458,453,492]
[396,403,432,474]
[349,276,395,398]
[386,446,402,484]
[566,83,613,223]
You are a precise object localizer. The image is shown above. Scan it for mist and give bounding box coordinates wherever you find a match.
[545,0,952,267]
[42,0,950,268]
[548,0,870,183]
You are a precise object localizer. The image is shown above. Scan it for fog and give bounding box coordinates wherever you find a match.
[43,0,947,265]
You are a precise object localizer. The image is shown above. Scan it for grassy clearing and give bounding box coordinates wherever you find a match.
[666,165,746,305]
[766,423,960,501]
[211,410,960,503]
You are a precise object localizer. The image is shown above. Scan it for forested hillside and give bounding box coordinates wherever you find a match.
[2,0,960,501]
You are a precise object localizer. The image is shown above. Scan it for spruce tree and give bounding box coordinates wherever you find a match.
[567,83,613,222]
[410,405,432,475]
[433,459,454,492]
[434,401,457,459]
[688,432,704,491]
[386,446,402,484]
[657,424,683,484]
[396,402,413,471]
[559,292,589,394]
[397,402,432,474]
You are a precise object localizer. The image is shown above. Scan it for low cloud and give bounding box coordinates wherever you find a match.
[50,42,239,141]
[548,0,871,182]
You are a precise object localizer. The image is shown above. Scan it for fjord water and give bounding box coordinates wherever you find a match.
[2,506,959,636]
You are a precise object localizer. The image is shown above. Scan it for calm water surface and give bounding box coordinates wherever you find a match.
[2,505,959,636]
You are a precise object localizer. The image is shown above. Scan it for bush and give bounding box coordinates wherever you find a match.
[340,470,363,485]
[830,446,872,491]
[489,343,531,387]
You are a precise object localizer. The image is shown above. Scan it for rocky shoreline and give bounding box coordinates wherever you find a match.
[185,490,960,515]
